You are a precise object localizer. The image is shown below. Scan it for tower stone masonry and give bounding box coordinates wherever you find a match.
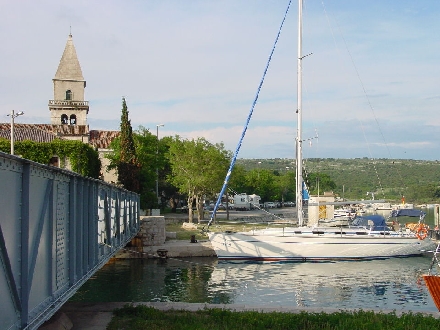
[49,34,89,127]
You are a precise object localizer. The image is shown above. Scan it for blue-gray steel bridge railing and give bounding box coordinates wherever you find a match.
[0,152,140,329]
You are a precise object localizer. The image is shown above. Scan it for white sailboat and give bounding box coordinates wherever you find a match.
[205,0,436,262]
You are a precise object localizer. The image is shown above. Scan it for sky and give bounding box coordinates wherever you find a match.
[1,0,440,160]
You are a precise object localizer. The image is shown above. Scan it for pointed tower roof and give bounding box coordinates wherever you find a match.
[54,34,84,80]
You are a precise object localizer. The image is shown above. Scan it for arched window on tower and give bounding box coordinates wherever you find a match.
[66,90,72,100]
[61,114,68,125]
[70,114,77,125]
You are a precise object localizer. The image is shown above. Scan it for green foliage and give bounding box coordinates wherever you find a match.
[134,126,163,209]
[106,125,173,209]
[0,138,101,178]
[119,97,137,163]
[118,162,141,192]
[237,158,440,203]
[305,172,337,195]
[159,136,182,211]
[108,305,440,330]
[246,169,278,201]
[166,136,231,222]
[227,165,297,202]
[117,97,140,193]
[228,164,248,192]
[274,170,296,202]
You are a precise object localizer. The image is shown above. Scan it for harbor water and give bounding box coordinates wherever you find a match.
[71,256,438,312]
[70,207,439,312]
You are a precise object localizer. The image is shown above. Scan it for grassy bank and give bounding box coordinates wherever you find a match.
[107,305,440,330]
[165,218,281,241]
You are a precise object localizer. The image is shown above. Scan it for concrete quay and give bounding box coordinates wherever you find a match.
[115,209,291,260]
[113,209,275,260]
[114,239,217,259]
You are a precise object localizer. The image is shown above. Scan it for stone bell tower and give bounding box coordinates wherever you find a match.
[49,34,89,126]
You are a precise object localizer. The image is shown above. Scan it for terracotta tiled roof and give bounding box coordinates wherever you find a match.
[0,123,89,137]
[0,123,117,149]
[0,123,66,142]
[89,130,120,149]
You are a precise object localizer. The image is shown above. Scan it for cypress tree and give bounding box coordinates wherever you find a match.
[117,97,140,192]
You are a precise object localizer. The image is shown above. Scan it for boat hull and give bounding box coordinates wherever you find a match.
[423,275,440,311]
[208,229,436,262]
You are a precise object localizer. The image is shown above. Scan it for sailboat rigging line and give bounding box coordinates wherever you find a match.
[300,52,313,59]
[203,0,293,232]
[320,0,399,199]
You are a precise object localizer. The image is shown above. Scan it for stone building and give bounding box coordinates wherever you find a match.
[50,34,89,128]
[0,34,119,183]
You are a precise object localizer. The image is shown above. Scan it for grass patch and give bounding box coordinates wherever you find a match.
[107,305,440,330]
[165,222,201,241]
[165,220,274,241]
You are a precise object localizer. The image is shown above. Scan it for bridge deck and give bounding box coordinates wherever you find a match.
[0,152,140,330]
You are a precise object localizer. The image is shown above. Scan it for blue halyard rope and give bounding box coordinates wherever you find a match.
[205,0,292,230]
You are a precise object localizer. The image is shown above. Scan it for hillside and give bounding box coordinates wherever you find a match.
[236,158,440,203]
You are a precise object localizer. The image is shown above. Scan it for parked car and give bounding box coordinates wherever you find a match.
[208,202,232,210]
[222,203,233,210]
[264,202,276,208]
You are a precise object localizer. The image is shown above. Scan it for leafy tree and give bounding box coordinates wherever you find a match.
[244,169,277,202]
[228,166,296,203]
[304,172,336,195]
[160,136,181,212]
[434,186,440,199]
[228,164,248,195]
[274,171,296,203]
[133,126,160,209]
[106,124,180,210]
[107,125,159,209]
[407,183,438,203]
[166,136,231,223]
[116,97,140,193]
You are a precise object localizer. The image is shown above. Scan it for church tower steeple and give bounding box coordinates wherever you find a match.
[49,34,89,125]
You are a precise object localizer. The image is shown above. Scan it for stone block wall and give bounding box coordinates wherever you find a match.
[136,216,166,246]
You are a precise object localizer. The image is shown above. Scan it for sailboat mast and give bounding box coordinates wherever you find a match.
[296,0,304,226]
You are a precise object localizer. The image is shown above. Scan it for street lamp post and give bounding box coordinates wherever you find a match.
[7,110,24,155]
[156,124,164,202]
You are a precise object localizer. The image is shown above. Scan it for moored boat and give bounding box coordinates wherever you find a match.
[208,214,436,261]
[205,0,436,262]
[423,243,440,311]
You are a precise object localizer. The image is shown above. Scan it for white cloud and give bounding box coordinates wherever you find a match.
[1,0,440,160]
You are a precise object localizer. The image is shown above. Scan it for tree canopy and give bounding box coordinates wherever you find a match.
[166,136,231,223]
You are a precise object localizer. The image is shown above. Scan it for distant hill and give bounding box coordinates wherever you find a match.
[236,158,440,203]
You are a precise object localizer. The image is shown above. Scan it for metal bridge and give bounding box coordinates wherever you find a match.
[0,152,140,330]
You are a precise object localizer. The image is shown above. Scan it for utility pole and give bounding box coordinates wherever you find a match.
[7,110,24,155]
[156,124,164,203]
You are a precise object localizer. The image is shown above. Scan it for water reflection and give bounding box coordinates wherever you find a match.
[209,258,435,311]
[71,256,437,312]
